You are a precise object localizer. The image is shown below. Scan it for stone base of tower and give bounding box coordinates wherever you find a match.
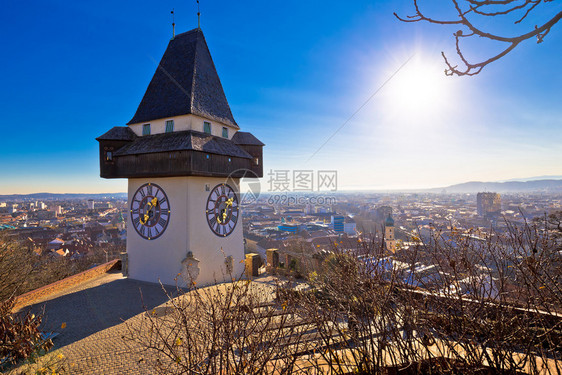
[126,176,245,287]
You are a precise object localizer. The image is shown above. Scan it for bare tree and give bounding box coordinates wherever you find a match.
[395,0,562,76]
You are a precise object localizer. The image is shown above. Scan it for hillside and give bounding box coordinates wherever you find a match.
[434,179,562,194]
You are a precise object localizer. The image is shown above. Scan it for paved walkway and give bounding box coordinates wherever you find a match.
[12,272,179,374]
[12,273,280,374]
[20,271,178,350]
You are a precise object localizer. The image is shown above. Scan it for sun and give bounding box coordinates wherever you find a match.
[380,55,453,121]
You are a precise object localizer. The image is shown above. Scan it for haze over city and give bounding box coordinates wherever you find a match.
[1,0,561,194]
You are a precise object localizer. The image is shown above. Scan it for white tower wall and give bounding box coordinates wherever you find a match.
[127,176,245,286]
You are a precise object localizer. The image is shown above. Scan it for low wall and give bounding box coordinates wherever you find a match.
[13,259,121,311]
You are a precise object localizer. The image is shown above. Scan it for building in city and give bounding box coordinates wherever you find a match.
[344,216,357,235]
[278,223,298,234]
[477,192,501,218]
[331,215,344,233]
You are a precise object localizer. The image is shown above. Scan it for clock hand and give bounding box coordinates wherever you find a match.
[140,213,149,225]
[140,198,158,225]
[217,206,228,224]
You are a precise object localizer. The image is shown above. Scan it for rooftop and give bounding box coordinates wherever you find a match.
[113,129,253,159]
[128,28,238,128]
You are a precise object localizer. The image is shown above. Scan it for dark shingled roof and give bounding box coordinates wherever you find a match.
[113,130,252,159]
[127,28,238,128]
[231,131,265,146]
[96,127,137,141]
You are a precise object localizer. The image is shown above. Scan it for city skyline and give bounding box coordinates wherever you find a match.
[1,0,561,194]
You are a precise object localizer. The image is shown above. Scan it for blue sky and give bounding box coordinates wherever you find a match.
[1,0,561,193]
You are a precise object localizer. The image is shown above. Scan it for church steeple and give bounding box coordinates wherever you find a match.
[384,213,396,253]
[128,28,238,129]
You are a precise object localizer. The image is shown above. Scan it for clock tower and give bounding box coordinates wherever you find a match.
[96,28,264,286]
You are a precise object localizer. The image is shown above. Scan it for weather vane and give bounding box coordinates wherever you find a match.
[171,8,175,39]
[197,0,201,29]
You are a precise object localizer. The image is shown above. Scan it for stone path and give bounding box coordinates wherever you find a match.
[11,273,280,374]
[13,272,179,374]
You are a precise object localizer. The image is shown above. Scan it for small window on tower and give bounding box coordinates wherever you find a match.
[204,122,211,134]
[222,127,228,138]
[106,151,113,161]
[142,124,151,135]
[165,120,174,133]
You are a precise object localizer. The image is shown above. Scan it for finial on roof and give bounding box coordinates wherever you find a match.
[171,9,175,39]
[197,0,201,29]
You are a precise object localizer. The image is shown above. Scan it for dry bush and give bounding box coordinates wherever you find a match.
[390,217,561,374]
[281,216,561,374]
[130,216,562,374]
[0,238,53,370]
[1,236,121,371]
[125,275,311,374]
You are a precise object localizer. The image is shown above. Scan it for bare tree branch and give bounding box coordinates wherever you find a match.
[395,0,562,76]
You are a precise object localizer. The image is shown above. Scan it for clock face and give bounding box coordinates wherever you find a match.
[206,183,239,237]
[130,183,170,240]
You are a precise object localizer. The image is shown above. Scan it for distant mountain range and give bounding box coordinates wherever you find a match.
[434,178,562,194]
[1,175,561,199]
[499,175,562,182]
[0,192,127,200]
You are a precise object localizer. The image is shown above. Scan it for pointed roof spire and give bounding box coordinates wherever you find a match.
[127,28,238,128]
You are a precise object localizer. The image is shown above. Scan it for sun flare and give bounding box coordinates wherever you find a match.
[381,56,452,121]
